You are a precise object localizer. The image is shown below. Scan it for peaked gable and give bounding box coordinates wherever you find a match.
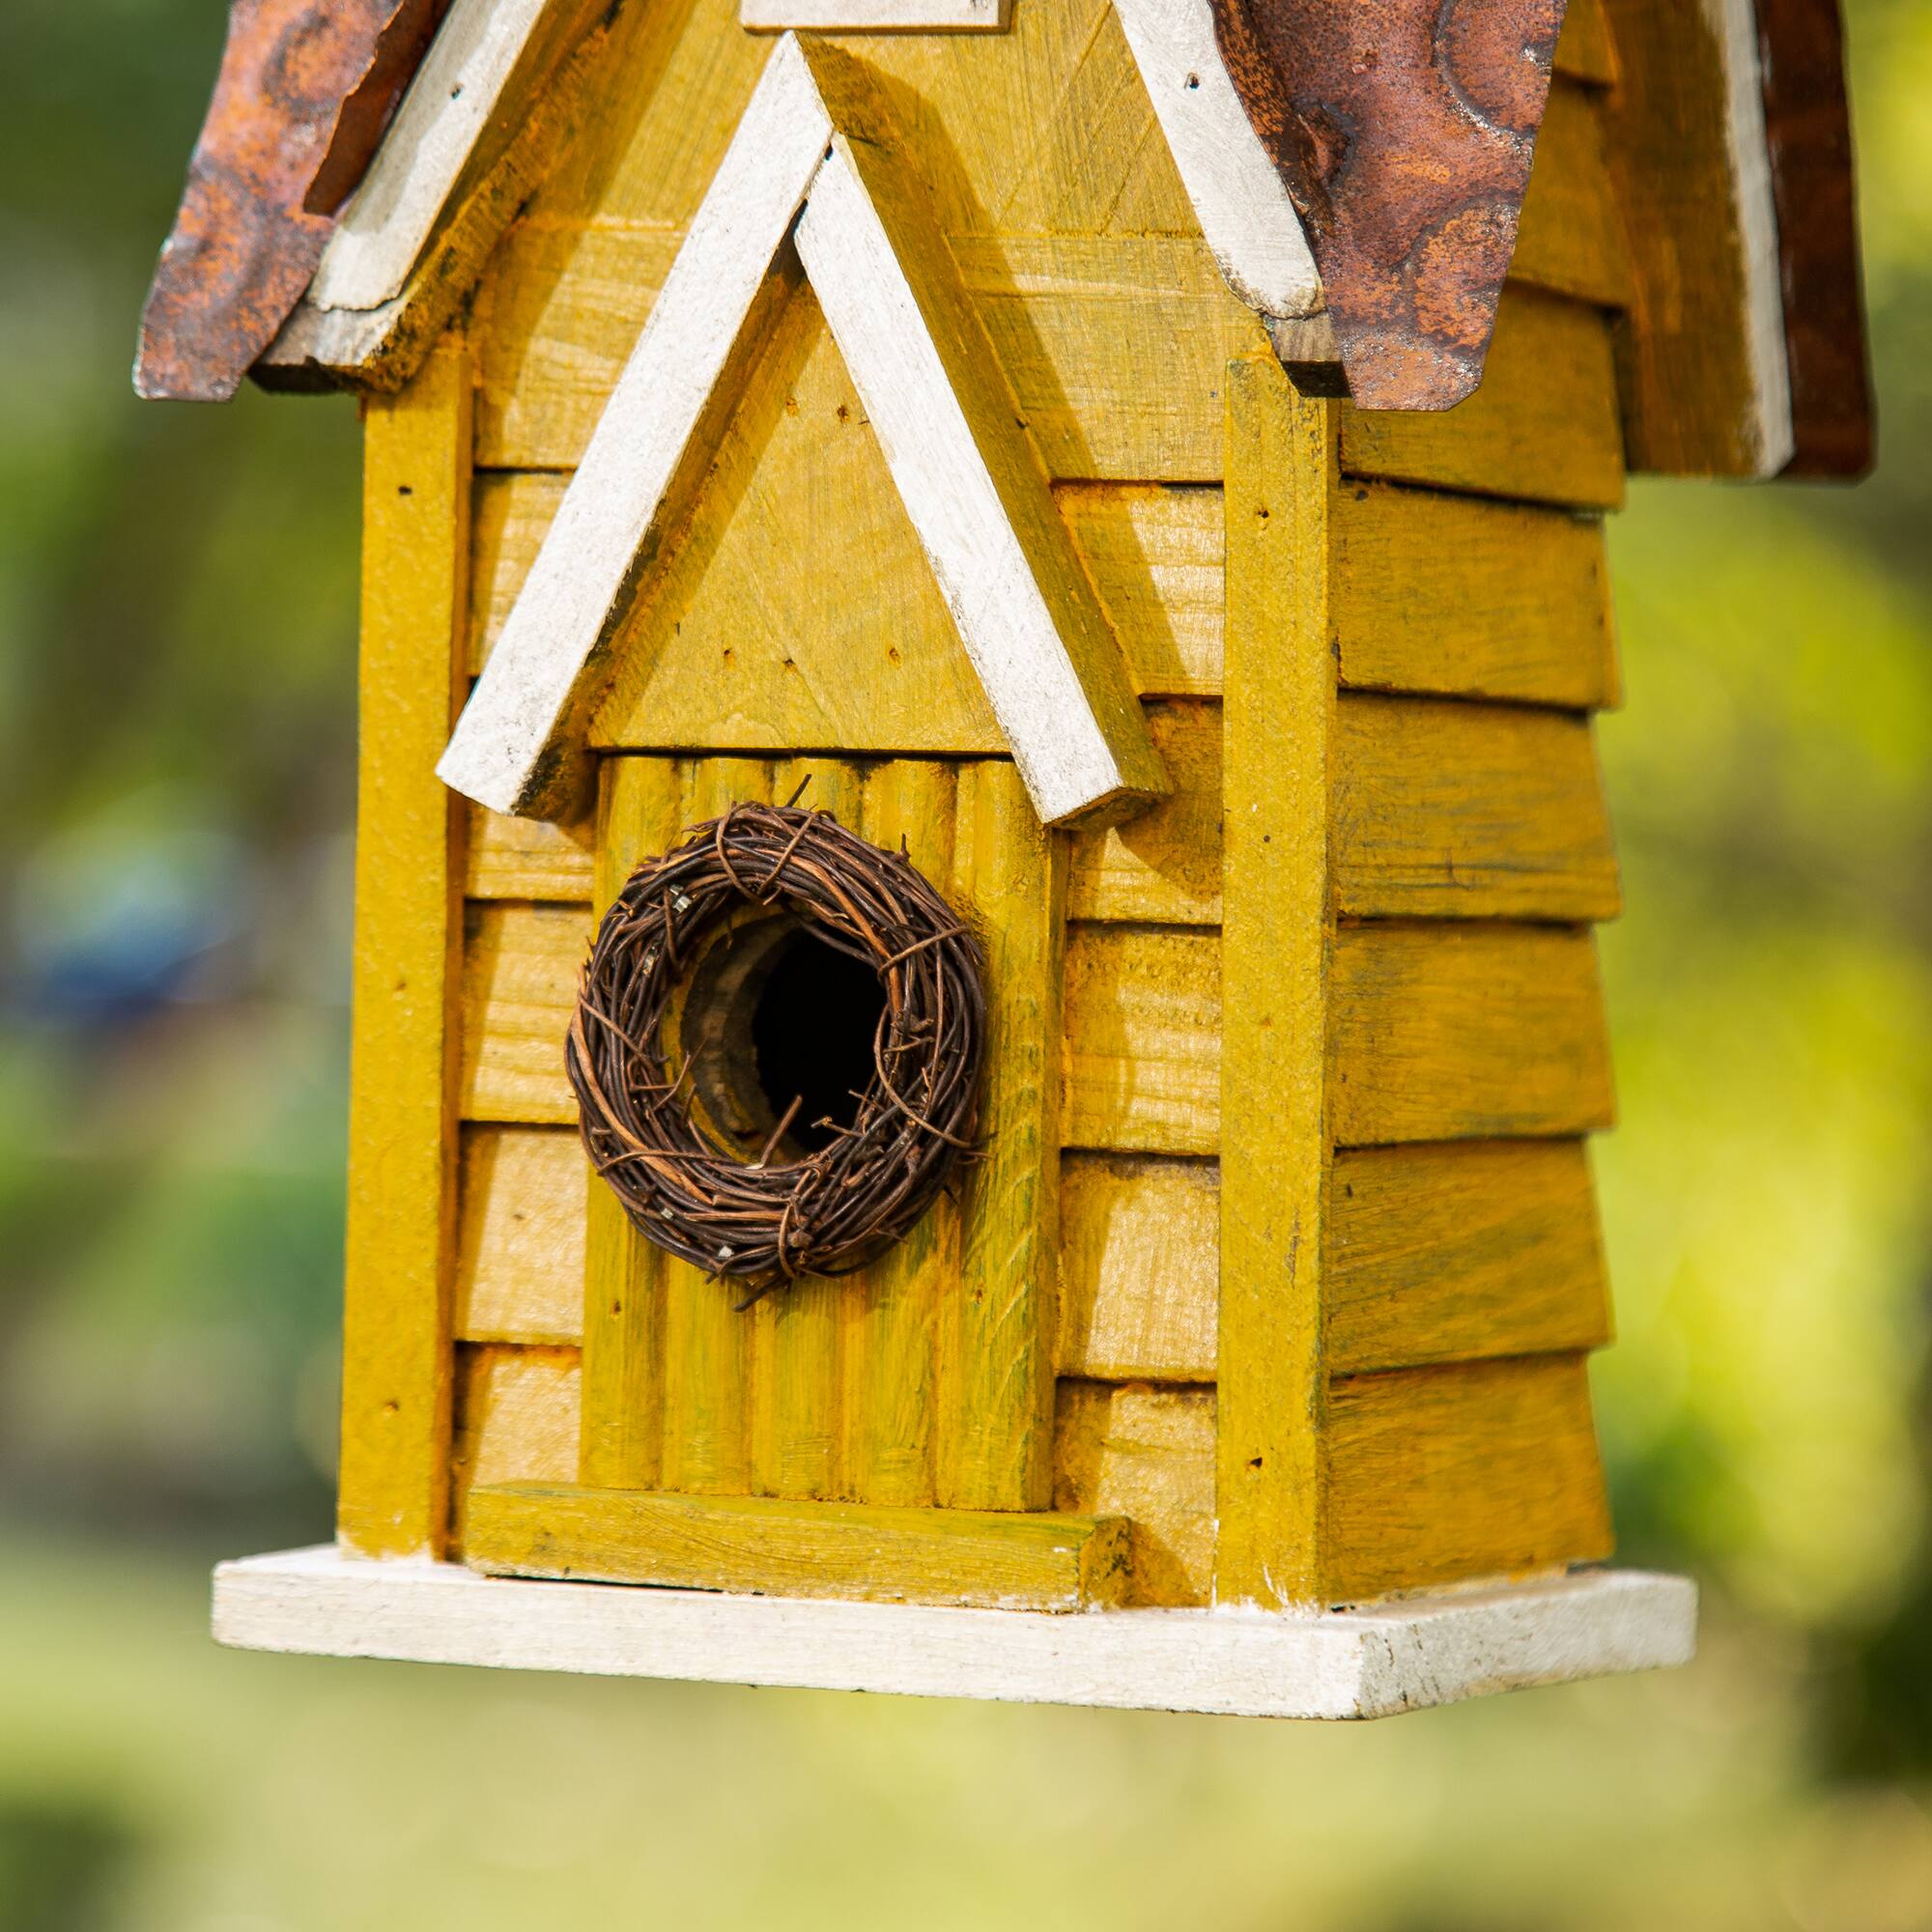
[436,32,1167,829]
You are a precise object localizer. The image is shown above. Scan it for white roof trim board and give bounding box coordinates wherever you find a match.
[1110,0,1323,322]
[437,32,1167,828]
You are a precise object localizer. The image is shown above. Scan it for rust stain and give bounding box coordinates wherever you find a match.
[1211,0,1568,411]
[135,0,447,403]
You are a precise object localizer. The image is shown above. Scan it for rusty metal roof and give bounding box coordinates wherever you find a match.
[134,0,446,403]
[1210,0,1568,412]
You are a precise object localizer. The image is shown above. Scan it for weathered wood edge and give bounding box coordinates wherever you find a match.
[213,1548,1697,1719]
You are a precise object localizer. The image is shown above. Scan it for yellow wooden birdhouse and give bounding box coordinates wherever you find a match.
[139,0,1869,1717]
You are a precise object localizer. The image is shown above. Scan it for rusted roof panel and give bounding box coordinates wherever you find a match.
[134,0,446,403]
[1210,0,1567,412]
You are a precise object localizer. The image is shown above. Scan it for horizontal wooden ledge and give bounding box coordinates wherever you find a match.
[213,1547,1698,1719]
[464,1484,1131,1611]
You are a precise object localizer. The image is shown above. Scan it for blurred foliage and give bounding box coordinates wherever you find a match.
[0,0,1927,1925]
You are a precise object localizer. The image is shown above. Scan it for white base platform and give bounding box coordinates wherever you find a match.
[213,1548,1696,1719]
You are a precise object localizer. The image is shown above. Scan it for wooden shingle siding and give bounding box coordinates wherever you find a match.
[1321,1353,1614,1602]
[454,1124,586,1344]
[449,1342,582,1549]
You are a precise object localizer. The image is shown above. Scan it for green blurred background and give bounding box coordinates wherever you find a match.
[2,2,1929,1926]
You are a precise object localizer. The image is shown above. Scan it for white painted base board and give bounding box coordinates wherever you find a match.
[213,1548,1695,1719]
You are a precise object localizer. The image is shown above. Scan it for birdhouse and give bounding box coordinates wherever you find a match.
[140,0,1870,1718]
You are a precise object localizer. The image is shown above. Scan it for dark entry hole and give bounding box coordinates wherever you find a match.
[750,927,888,1154]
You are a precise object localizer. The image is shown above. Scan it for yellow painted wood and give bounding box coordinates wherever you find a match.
[1062,926,1220,1155]
[1322,1353,1613,1600]
[473,475,1221,719]
[1341,288,1626,511]
[463,802,597,900]
[751,756,867,1500]
[454,1125,587,1344]
[1053,1381,1216,1606]
[1058,1154,1218,1381]
[1328,1140,1613,1374]
[1065,700,1221,925]
[1059,484,1224,699]
[576,753,680,1492]
[338,336,471,1559]
[656,757,774,1494]
[1217,358,1334,1608]
[449,1343,581,1548]
[1333,695,1622,922]
[942,760,1064,1509]
[1330,923,1616,1147]
[590,281,1006,759]
[466,1484,1131,1610]
[843,760,963,1507]
[1555,0,1616,86]
[1331,481,1617,710]
[1512,79,1632,311]
[457,901,590,1123]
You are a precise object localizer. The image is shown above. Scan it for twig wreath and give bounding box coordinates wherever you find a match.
[566,798,986,1303]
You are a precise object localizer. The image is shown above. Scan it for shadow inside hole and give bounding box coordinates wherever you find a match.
[680,915,888,1161]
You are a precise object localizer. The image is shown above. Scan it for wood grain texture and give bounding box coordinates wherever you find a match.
[842,761,964,1507]
[1063,926,1220,1155]
[1330,923,1616,1147]
[1339,287,1625,511]
[576,754,680,1492]
[1554,0,1615,86]
[338,337,470,1558]
[1333,695,1621,922]
[259,0,619,392]
[449,1343,581,1548]
[463,802,596,900]
[1054,1380,1216,1606]
[454,1125,586,1344]
[457,901,589,1123]
[478,472,1224,719]
[1058,1154,1218,1381]
[942,760,1064,1509]
[466,1484,1131,1610]
[1065,701,1222,924]
[791,83,1166,824]
[743,1,1009,27]
[1511,79,1632,311]
[1330,481,1618,710]
[1323,1354,1613,1601]
[1599,0,1794,476]
[1217,358,1332,1608]
[1328,1141,1612,1374]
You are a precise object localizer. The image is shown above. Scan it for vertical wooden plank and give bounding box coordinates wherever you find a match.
[941,760,1063,1511]
[845,760,961,1506]
[1217,358,1334,1607]
[657,756,772,1494]
[750,755,865,1499]
[339,333,471,1559]
[577,755,681,1491]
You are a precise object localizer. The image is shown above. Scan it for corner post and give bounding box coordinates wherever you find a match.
[1217,358,1337,1607]
[339,333,473,1557]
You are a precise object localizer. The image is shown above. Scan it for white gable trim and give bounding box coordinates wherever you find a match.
[312,0,557,315]
[437,34,1165,828]
[1112,0,1322,323]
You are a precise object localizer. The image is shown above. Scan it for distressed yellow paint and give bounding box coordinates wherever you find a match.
[454,1125,587,1344]
[1054,1381,1216,1606]
[1217,359,1333,1608]
[467,1484,1130,1610]
[339,337,471,1559]
[1328,1141,1613,1375]
[1058,1154,1218,1381]
[1322,1354,1614,1600]
[449,1343,581,1548]
[1513,79,1632,311]
[457,901,589,1124]
[463,803,596,901]
[1333,696,1622,922]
